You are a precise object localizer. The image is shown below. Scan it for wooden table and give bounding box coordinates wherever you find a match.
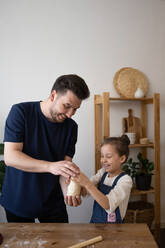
[0,223,158,247]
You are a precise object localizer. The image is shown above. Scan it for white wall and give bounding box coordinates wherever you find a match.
[0,0,165,224]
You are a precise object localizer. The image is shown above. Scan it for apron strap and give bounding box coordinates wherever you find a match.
[111,172,126,189]
[100,172,108,184]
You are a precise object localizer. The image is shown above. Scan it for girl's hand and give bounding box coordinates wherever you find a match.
[80,186,87,197]
[72,171,91,188]
[65,176,71,184]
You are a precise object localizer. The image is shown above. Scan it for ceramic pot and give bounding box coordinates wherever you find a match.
[134,87,144,98]
[135,174,152,190]
[125,132,136,144]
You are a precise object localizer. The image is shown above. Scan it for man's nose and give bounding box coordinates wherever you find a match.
[66,109,74,118]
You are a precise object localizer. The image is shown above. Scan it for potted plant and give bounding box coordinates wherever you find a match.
[0,143,5,192]
[123,152,154,190]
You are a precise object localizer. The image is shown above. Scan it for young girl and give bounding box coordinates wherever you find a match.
[72,135,133,223]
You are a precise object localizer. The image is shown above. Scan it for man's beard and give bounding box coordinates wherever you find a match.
[50,109,66,123]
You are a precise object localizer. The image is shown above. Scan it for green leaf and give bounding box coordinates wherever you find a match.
[0,171,5,191]
[0,143,4,155]
[123,152,154,178]
[137,152,142,161]
[0,160,6,173]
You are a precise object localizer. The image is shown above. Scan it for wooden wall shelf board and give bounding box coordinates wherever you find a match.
[131,187,155,196]
[129,143,154,148]
[94,92,160,243]
[110,97,153,102]
[95,97,153,104]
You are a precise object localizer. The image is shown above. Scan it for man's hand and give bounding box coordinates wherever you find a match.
[49,161,80,178]
[64,187,86,207]
[60,176,82,207]
[65,195,82,207]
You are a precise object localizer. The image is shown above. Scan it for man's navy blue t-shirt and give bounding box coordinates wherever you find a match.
[0,102,78,218]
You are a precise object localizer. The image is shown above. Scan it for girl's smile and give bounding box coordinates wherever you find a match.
[103,163,112,169]
[101,144,125,177]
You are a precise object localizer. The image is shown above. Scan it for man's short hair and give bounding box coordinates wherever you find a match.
[51,74,90,100]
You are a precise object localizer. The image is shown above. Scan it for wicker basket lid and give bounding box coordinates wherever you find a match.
[113,67,148,98]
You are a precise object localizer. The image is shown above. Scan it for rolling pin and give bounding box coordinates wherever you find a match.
[67,235,103,248]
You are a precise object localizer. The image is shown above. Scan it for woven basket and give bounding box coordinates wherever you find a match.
[113,67,149,98]
[124,201,154,228]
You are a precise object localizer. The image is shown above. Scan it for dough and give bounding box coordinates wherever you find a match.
[0,233,3,245]
[67,180,81,196]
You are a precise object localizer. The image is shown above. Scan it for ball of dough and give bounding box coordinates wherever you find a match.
[67,180,81,196]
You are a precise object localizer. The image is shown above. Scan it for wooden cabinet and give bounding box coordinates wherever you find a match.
[94,92,160,242]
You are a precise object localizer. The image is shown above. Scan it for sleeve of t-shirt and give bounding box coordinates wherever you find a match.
[105,175,133,213]
[4,104,25,143]
[90,168,105,186]
[65,122,78,158]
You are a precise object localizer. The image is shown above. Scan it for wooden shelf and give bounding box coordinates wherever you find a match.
[95,96,153,105]
[131,187,155,196]
[109,97,153,103]
[129,143,154,148]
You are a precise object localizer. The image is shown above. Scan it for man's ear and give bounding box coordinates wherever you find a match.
[120,155,126,164]
[50,90,57,102]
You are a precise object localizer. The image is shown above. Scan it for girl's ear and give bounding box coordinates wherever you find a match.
[120,155,126,164]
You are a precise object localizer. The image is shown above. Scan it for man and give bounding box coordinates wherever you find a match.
[0,74,90,223]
